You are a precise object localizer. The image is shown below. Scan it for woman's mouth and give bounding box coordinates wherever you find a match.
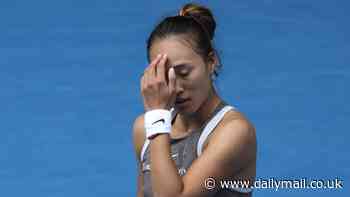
[175,98,190,106]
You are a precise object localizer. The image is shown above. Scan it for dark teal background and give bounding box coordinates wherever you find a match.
[0,0,349,196]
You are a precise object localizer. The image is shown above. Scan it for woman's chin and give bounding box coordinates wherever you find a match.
[175,100,195,114]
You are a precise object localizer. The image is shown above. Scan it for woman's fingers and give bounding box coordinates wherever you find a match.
[168,67,176,96]
[142,54,162,86]
[150,54,162,77]
[141,54,175,110]
[142,67,149,92]
[157,54,167,83]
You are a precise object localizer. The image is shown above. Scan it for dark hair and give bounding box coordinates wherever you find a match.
[146,3,221,77]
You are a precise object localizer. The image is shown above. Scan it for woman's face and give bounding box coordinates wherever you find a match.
[149,36,215,114]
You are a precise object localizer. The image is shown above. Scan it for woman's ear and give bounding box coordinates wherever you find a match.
[207,51,219,75]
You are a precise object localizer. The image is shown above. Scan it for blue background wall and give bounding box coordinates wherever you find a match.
[0,0,349,196]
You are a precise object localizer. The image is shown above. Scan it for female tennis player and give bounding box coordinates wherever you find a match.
[133,3,257,197]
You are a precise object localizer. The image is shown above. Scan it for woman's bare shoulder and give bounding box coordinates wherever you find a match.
[132,113,146,161]
[205,109,256,164]
[215,110,255,143]
[222,109,255,133]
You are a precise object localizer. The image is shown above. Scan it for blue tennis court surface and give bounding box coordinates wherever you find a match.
[0,0,349,196]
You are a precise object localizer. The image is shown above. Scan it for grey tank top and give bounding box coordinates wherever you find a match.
[140,101,253,197]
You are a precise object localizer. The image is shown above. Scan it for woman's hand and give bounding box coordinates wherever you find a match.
[141,54,177,111]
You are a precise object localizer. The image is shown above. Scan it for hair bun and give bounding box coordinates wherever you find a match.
[179,3,216,40]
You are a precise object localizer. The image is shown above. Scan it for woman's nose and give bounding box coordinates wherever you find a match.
[175,80,184,94]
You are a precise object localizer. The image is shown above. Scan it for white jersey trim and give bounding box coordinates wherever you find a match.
[196,105,234,156]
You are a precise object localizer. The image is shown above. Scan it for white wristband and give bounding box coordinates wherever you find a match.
[144,109,171,139]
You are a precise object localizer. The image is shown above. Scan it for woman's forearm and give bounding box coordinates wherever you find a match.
[150,134,184,197]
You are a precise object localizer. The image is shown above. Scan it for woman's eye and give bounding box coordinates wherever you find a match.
[173,65,192,78]
[178,71,189,77]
